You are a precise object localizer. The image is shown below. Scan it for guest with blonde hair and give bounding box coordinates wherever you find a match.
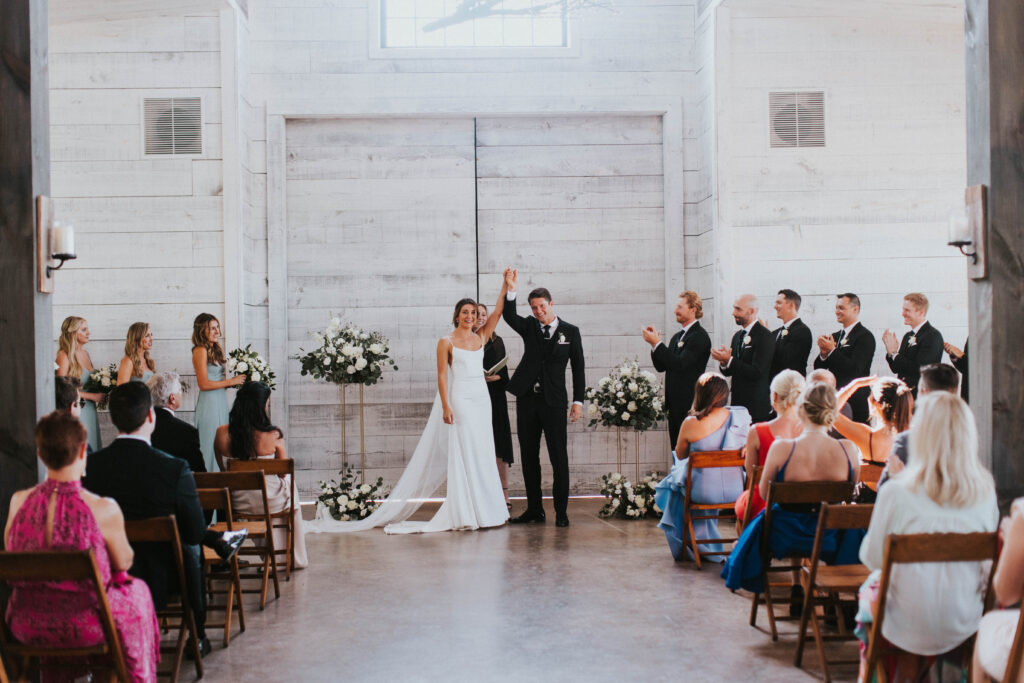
[191,313,245,472]
[856,392,997,680]
[55,315,103,450]
[116,322,155,385]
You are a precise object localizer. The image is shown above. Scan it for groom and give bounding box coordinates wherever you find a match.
[502,269,586,527]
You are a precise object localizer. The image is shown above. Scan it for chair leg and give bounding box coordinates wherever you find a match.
[232,557,246,633]
[258,552,270,610]
[764,580,779,641]
[686,511,701,570]
[794,578,812,667]
[809,594,831,683]
[750,590,760,627]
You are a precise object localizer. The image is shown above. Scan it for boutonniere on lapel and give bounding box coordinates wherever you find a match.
[743,335,752,346]
[908,335,917,347]
[780,329,789,338]
[677,339,685,348]
[557,332,568,344]
[840,336,850,347]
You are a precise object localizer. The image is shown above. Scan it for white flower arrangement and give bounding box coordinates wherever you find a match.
[316,466,390,521]
[226,345,276,389]
[83,363,120,408]
[584,358,665,432]
[297,316,398,386]
[598,472,661,520]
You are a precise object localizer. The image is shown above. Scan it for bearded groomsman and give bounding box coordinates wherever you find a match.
[642,291,712,447]
[814,292,876,423]
[711,294,774,422]
[882,292,943,397]
[769,289,812,378]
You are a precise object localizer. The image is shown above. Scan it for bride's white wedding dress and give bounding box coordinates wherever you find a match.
[306,342,509,534]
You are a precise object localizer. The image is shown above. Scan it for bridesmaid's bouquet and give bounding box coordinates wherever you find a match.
[316,466,390,521]
[298,316,398,386]
[83,363,119,409]
[226,345,276,389]
[598,472,661,519]
[585,358,666,431]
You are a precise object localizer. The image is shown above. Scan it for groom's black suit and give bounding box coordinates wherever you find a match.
[503,294,586,518]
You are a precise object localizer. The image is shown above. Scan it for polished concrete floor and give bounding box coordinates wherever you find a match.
[199,498,857,682]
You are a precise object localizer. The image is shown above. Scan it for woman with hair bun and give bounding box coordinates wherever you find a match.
[734,370,805,522]
[723,381,862,593]
[833,376,913,467]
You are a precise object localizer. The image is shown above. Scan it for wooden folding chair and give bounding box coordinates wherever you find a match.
[750,480,855,641]
[123,516,203,682]
[682,449,744,569]
[194,472,280,609]
[0,550,131,683]
[859,462,885,491]
[974,607,1024,683]
[196,488,245,647]
[737,464,765,535]
[227,458,297,579]
[864,532,999,683]
[794,503,874,682]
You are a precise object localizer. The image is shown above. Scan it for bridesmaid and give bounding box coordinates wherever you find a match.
[55,316,103,451]
[475,303,514,508]
[192,313,245,472]
[116,322,156,385]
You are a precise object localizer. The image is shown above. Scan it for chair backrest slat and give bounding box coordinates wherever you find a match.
[0,550,96,582]
[689,449,745,470]
[886,532,997,564]
[859,463,885,485]
[194,471,265,493]
[767,481,855,507]
[197,487,230,511]
[822,503,874,531]
[227,459,294,477]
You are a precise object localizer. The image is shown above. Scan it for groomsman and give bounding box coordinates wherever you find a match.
[769,289,812,378]
[642,291,712,447]
[814,292,876,423]
[711,294,774,422]
[882,293,944,397]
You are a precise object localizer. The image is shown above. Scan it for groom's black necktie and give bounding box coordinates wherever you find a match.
[543,324,551,340]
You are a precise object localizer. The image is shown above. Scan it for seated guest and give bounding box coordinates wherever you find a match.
[734,370,804,522]
[147,371,206,474]
[84,382,213,656]
[856,392,998,681]
[722,382,861,593]
[976,498,1024,683]
[214,381,309,569]
[5,412,159,682]
[882,363,960,483]
[834,376,913,468]
[55,376,93,455]
[654,372,751,563]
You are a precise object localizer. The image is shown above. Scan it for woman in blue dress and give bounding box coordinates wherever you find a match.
[722,381,862,593]
[116,322,156,385]
[55,316,103,451]
[192,313,246,472]
[655,372,751,562]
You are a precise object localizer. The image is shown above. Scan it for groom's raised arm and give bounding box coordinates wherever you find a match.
[501,289,531,336]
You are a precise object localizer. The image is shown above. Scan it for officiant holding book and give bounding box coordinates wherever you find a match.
[476,302,514,508]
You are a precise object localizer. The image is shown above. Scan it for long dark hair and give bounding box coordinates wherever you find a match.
[689,372,730,420]
[872,378,914,432]
[228,381,282,461]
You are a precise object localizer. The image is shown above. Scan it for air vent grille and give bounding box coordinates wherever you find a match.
[769,91,824,148]
[144,97,202,155]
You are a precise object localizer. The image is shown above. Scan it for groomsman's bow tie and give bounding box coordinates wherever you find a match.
[543,324,552,339]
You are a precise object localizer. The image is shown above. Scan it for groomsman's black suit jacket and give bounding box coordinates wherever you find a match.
[886,321,943,396]
[152,407,207,474]
[951,339,969,402]
[721,323,775,423]
[813,322,876,422]
[502,296,586,409]
[83,437,207,609]
[770,318,813,378]
[651,322,712,444]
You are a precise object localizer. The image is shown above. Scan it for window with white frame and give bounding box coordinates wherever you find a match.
[381,0,569,48]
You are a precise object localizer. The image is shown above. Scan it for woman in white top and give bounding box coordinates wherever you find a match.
[975,499,1024,682]
[856,391,998,679]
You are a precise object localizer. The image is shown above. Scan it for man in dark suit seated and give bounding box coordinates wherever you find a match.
[147,371,206,474]
[769,289,813,379]
[83,382,242,657]
[881,292,944,397]
[55,376,93,455]
[712,294,775,422]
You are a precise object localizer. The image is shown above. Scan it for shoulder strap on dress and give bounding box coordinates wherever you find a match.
[837,441,854,481]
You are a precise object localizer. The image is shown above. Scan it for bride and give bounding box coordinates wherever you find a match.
[307,271,514,534]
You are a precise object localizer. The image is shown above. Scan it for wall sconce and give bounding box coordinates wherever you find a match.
[947,184,987,280]
[36,196,77,293]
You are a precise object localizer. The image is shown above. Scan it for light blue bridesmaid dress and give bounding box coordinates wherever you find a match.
[194,364,229,472]
[79,367,102,452]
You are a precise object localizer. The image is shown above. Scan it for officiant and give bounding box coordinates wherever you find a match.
[476,302,514,509]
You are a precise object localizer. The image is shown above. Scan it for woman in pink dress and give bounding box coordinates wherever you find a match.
[4,412,159,683]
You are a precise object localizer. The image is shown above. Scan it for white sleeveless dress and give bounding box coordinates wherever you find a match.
[306,343,509,534]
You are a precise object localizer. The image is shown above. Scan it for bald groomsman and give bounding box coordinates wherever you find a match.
[770,289,812,378]
[814,292,876,423]
[882,293,943,397]
[643,291,712,447]
[712,294,774,422]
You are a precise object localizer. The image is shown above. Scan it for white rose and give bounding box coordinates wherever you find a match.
[369,343,382,354]
[622,412,631,421]
[627,401,637,411]
[324,356,332,366]
[342,345,357,357]
[360,333,368,340]
[101,378,111,387]
[652,399,662,410]
[611,498,620,508]
[355,358,368,370]
[236,362,248,373]
[614,382,622,391]
[616,391,624,398]
[599,377,611,387]
[611,473,621,482]
[346,366,356,374]
[347,501,358,510]
[627,493,635,502]
[360,484,372,494]
[587,404,597,415]
[628,382,639,392]
[251,371,261,382]
[326,346,336,355]
[340,514,350,521]
[338,495,349,504]
[642,371,656,382]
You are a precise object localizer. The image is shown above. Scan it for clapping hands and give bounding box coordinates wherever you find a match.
[944,342,964,359]
[817,334,837,356]
[641,326,661,347]
[710,346,732,363]
[882,329,900,355]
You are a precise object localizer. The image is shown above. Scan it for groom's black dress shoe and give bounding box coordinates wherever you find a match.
[555,515,569,527]
[509,510,546,524]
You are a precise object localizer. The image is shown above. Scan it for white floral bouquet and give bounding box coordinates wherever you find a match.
[298,316,398,386]
[585,358,666,432]
[316,466,390,521]
[226,345,276,389]
[83,362,119,408]
[599,472,661,519]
